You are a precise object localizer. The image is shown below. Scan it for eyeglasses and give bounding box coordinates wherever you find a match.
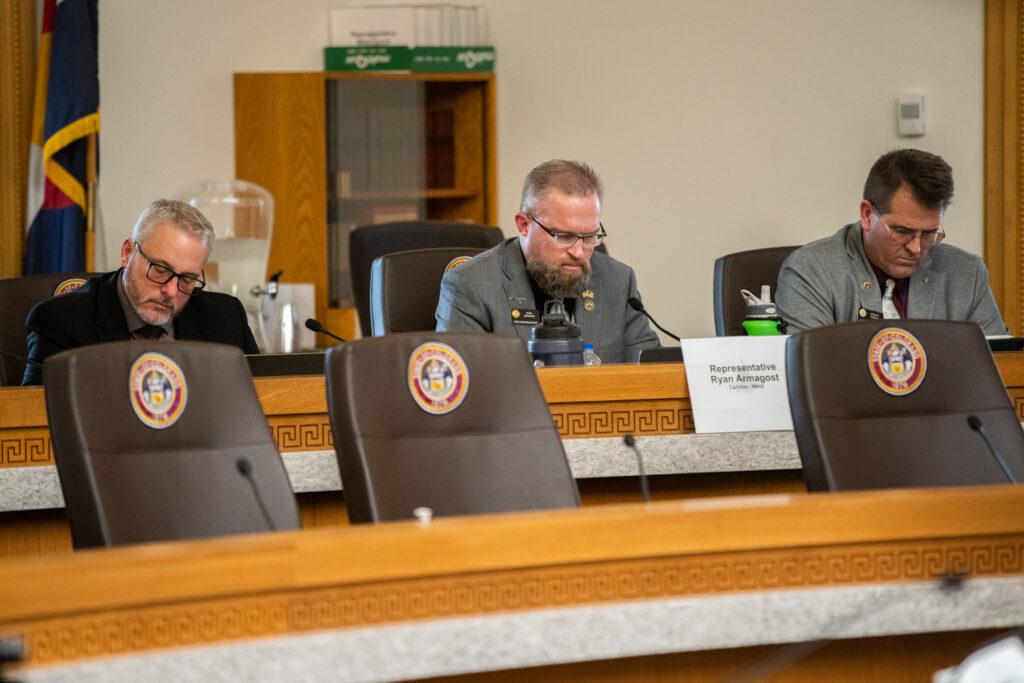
[871,205,945,248]
[134,241,206,295]
[527,214,607,248]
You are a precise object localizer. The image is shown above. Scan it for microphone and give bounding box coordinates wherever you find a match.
[304,318,347,343]
[623,434,651,503]
[235,458,277,532]
[966,415,1018,484]
[0,348,43,368]
[726,569,967,683]
[627,297,681,341]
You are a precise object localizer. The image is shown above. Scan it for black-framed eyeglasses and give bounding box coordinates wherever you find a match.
[527,214,607,248]
[134,241,206,295]
[870,205,945,248]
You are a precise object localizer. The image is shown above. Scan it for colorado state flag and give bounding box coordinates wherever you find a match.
[24,0,99,274]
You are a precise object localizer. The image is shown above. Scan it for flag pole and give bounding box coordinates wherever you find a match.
[85,131,96,271]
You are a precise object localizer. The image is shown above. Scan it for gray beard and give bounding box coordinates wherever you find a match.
[525,257,592,300]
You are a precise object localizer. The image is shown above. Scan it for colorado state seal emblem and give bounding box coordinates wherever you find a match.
[408,342,469,414]
[444,255,473,272]
[53,278,87,296]
[867,327,927,396]
[129,352,188,429]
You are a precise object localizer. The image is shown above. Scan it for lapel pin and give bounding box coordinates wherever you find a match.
[861,280,871,290]
[584,300,595,312]
[581,290,594,299]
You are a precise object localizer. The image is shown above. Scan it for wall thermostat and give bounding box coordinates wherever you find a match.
[898,94,926,137]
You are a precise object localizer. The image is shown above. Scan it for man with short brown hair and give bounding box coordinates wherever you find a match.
[776,148,1006,335]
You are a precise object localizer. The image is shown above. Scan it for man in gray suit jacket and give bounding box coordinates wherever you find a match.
[776,149,1006,335]
[435,160,660,363]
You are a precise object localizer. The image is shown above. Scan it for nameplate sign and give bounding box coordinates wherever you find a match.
[680,336,792,433]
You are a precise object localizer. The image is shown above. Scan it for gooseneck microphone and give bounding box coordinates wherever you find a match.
[0,348,43,368]
[236,458,277,531]
[623,434,651,503]
[627,297,681,342]
[304,318,347,344]
[967,415,1018,484]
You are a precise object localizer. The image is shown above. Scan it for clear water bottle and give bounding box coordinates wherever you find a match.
[582,343,602,366]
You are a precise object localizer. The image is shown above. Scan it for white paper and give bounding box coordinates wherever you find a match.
[681,336,792,433]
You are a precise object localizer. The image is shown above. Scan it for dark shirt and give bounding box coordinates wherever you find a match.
[870,263,909,319]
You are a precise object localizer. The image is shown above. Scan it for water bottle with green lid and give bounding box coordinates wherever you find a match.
[740,286,786,336]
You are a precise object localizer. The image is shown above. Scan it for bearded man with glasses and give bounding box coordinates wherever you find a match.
[22,199,257,384]
[776,148,1006,334]
[436,159,660,363]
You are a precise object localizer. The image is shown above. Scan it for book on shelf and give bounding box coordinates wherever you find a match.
[330,4,489,47]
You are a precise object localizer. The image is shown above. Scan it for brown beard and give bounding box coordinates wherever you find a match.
[525,255,592,300]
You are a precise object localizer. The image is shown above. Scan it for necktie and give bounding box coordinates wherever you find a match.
[135,324,165,341]
[882,279,900,320]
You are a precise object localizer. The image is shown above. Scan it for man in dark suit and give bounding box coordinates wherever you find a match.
[22,199,258,385]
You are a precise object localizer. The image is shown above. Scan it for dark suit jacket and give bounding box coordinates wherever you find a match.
[23,270,259,385]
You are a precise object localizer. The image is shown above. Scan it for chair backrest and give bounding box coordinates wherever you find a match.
[349,221,504,336]
[44,341,301,548]
[325,332,580,523]
[713,246,798,336]
[369,247,486,336]
[0,273,100,385]
[786,320,1024,491]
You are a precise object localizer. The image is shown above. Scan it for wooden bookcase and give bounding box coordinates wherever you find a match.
[233,72,497,340]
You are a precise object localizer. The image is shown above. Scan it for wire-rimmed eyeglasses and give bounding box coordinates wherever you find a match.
[870,205,945,248]
[527,214,607,248]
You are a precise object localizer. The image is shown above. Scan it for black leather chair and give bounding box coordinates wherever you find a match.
[349,221,504,336]
[713,246,798,336]
[369,246,486,336]
[44,341,301,548]
[0,273,100,385]
[787,320,1024,491]
[325,332,580,523]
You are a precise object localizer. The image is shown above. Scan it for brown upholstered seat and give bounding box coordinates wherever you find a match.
[369,246,486,336]
[325,332,580,523]
[0,273,100,385]
[44,341,301,548]
[786,320,1024,491]
[349,221,504,336]
[713,246,798,336]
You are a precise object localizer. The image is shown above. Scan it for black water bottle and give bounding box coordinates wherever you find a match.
[527,300,584,367]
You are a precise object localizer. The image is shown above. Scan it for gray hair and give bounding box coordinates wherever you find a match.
[131,199,215,255]
[520,160,604,213]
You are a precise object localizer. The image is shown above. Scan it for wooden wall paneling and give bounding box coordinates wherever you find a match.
[985,0,1024,334]
[0,0,36,279]
[234,73,329,325]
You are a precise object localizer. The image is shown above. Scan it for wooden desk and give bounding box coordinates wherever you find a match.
[3,357,1024,558]
[1,486,1022,681]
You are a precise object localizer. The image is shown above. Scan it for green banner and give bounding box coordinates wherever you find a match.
[411,46,496,72]
[324,46,412,72]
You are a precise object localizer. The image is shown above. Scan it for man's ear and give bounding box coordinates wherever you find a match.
[120,238,134,267]
[514,212,531,237]
[858,200,874,234]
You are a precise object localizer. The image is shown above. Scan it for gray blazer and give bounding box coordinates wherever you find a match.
[776,223,1007,335]
[435,238,660,363]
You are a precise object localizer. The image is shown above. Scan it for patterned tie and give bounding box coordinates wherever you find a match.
[881,279,900,320]
[135,324,165,341]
